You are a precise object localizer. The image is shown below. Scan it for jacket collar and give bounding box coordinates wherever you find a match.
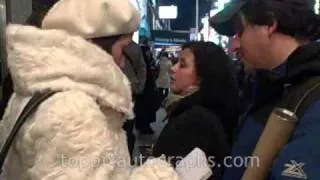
[268,42,320,84]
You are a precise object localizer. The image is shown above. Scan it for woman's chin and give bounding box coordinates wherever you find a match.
[170,87,181,95]
[170,85,176,92]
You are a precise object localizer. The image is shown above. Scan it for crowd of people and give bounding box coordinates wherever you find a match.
[0,0,319,179]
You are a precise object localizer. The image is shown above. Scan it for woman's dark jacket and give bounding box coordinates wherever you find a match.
[153,91,232,179]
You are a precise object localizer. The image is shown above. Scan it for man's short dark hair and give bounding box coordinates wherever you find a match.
[241,0,320,40]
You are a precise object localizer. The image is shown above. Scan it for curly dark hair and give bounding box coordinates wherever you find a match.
[237,0,320,41]
[182,42,239,141]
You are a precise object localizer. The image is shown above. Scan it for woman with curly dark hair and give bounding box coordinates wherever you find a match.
[153,41,239,179]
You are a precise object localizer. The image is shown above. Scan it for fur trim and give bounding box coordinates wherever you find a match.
[6,24,134,119]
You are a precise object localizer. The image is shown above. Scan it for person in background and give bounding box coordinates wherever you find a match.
[0,8,51,120]
[153,41,239,180]
[210,0,320,179]
[156,51,172,104]
[122,41,146,157]
[0,0,179,179]
[136,44,158,135]
[123,41,147,97]
[0,74,13,119]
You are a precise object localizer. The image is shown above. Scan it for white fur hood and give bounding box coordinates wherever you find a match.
[6,24,134,119]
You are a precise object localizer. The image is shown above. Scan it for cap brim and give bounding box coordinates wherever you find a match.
[209,1,246,36]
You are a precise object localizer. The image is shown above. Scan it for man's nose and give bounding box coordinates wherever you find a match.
[230,35,240,52]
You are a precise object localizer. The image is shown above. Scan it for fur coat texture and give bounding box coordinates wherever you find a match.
[0,24,178,180]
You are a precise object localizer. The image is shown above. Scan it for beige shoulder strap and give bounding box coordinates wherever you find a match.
[242,80,320,180]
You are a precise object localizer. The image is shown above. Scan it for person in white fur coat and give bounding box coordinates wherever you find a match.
[0,0,179,179]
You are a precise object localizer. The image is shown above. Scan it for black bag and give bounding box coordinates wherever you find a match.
[0,90,57,174]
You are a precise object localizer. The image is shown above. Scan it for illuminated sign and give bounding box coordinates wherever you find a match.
[159,5,178,19]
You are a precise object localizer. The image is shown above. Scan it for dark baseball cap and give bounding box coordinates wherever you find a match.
[209,0,247,36]
[210,0,315,36]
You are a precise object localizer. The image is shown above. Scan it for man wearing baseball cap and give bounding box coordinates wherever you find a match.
[211,0,320,179]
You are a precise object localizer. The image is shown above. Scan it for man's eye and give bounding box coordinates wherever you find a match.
[179,62,186,68]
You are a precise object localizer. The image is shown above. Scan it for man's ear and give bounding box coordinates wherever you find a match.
[267,20,277,37]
